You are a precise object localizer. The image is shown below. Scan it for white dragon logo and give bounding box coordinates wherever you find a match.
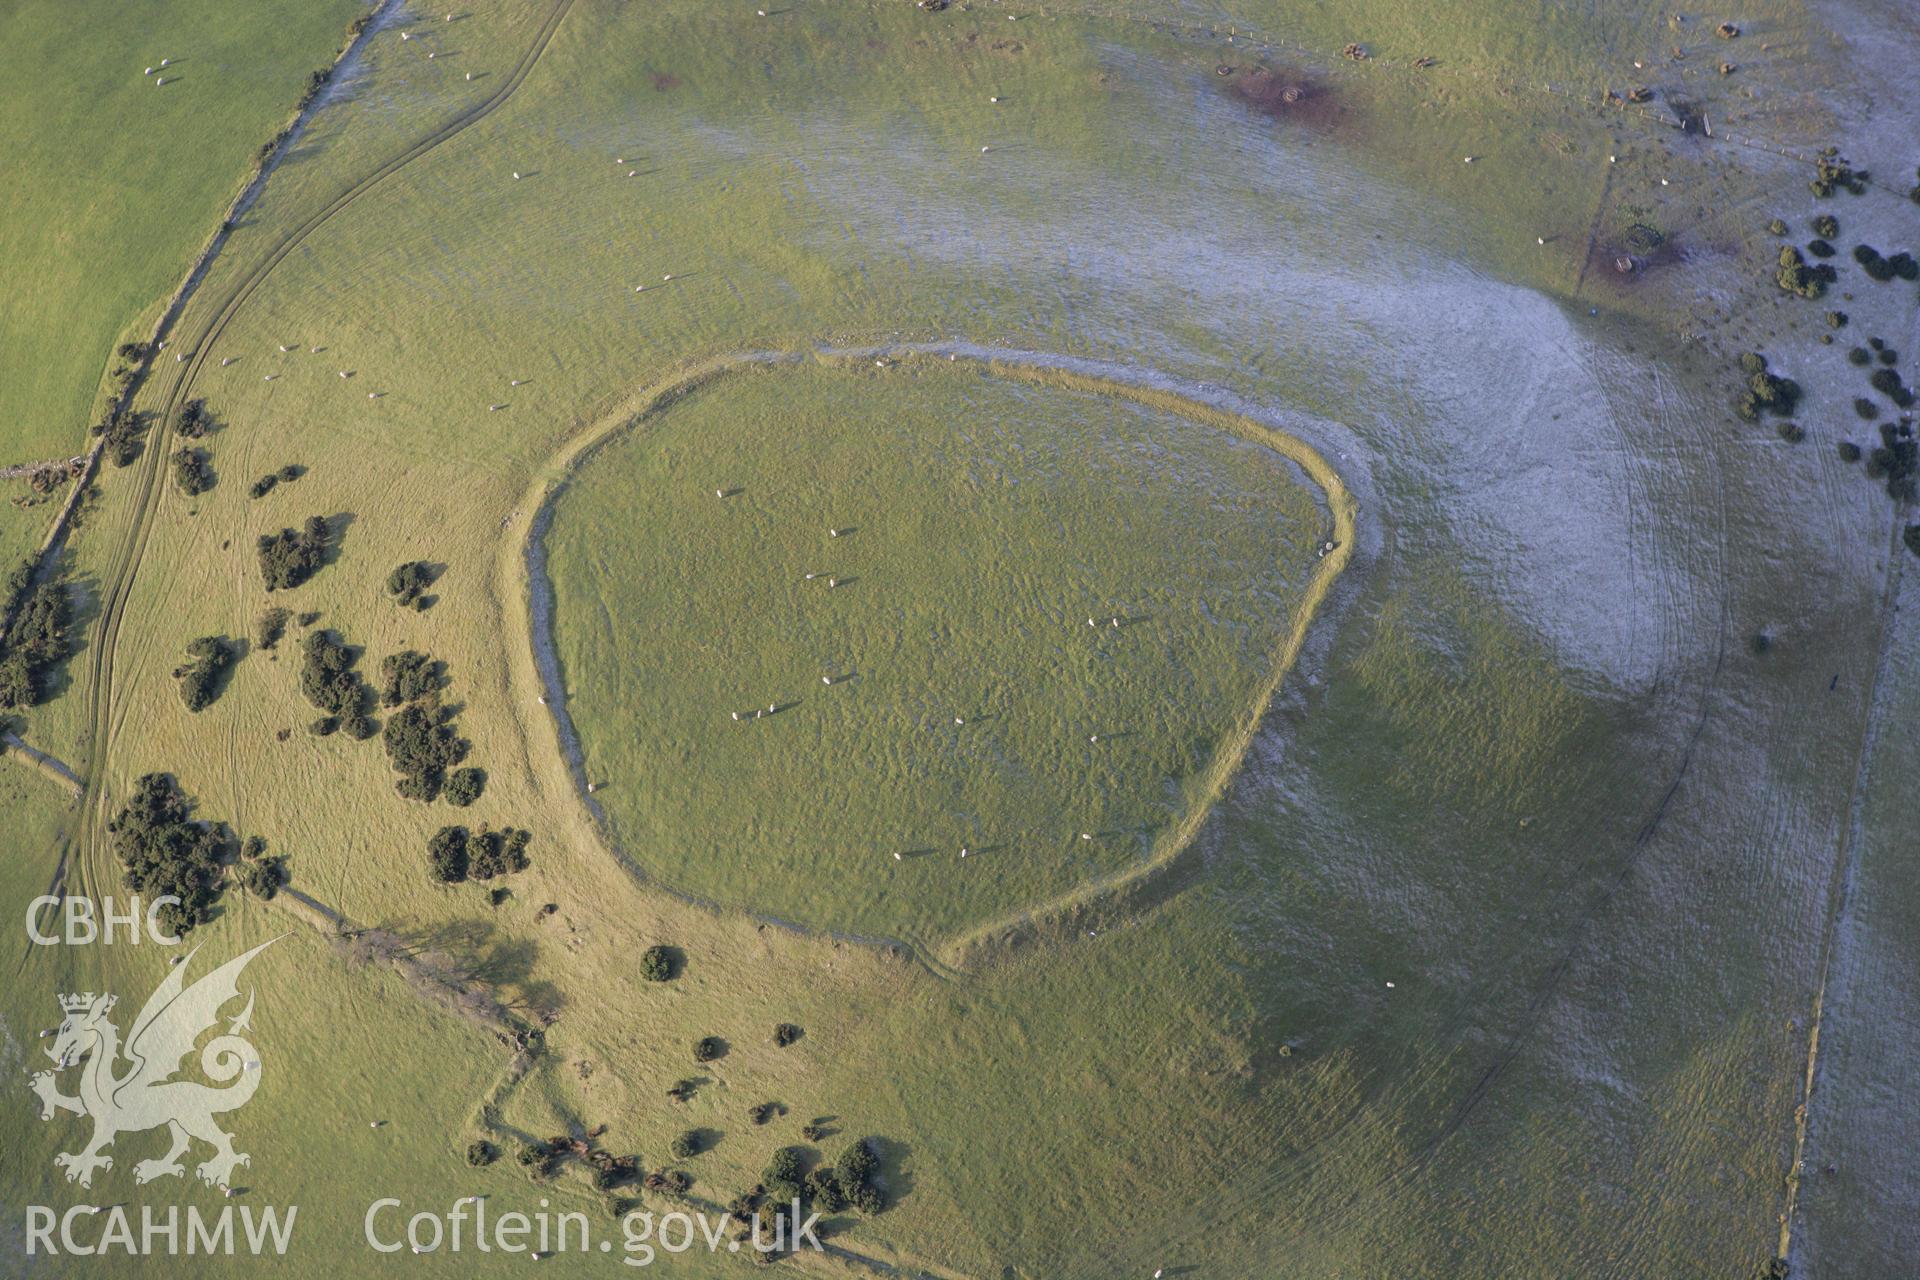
[27,937,279,1189]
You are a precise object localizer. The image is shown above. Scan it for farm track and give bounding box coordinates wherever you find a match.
[71,0,578,900]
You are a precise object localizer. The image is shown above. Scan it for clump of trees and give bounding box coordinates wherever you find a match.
[171,447,215,497]
[1733,353,1802,422]
[1811,213,1839,239]
[300,629,374,737]
[385,703,468,800]
[751,1138,886,1225]
[1870,367,1915,408]
[108,774,228,933]
[0,562,73,710]
[693,1036,725,1063]
[386,561,438,610]
[248,464,303,500]
[93,407,152,467]
[1809,147,1866,197]
[379,650,480,802]
[425,824,531,884]
[174,399,215,440]
[1774,246,1834,298]
[466,1140,498,1167]
[1865,421,1917,502]
[175,636,235,712]
[237,834,285,899]
[1851,244,1919,283]
[257,516,331,591]
[773,1022,803,1047]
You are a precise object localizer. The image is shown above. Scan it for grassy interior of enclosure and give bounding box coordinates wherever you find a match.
[0,0,1895,1275]
[543,360,1327,942]
[0,0,366,463]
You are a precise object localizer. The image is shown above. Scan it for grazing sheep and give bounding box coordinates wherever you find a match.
[893,851,902,861]
[489,403,505,411]
[220,357,233,366]
[959,847,969,858]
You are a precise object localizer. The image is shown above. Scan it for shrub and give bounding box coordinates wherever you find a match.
[427,826,469,883]
[1838,441,1863,462]
[257,516,331,591]
[1881,348,1901,366]
[849,1182,886,1214]
[693,1036,724,1063]
[1855,398,1879,420]
[171,447,215,496]
[1825,310,1847,329]
[764,1148,804,1186]
[834,1138,876,1189]
[1765,218,1787,236]
[1809,148,1865,198]
[1806,238,1834,258]
[299,629,368,719]
[248,474,278,500]
[94,407,152,466]
[384,702,468,799]
[386,561,438,609]
[773,1022,802,1048]
[1732,354,1801,421]
[1811,213,1838,239]
[1870,368,1906,398]
[309,715,339,736]
[1775,421,1804,443]
[1774,245,1825,298]
[670,1131,701,1160]
[1848,346,1872,366]
[805,1168,847,1212]
[239,857,284,899]
[641,945,675,982]
[380,650,445,707]
[467,826,531,879]
[466,1140,498,1167]
[175,635,235,712]
[445,766,486,807]
[278,463,304,483]
[255,606,290,651]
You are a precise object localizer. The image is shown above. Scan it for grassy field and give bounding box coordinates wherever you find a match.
[0,0,1911,1276]
[543,359,1330,941]
[0,0,368,464]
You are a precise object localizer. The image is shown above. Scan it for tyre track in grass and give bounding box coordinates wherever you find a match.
[70,0,578,901]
